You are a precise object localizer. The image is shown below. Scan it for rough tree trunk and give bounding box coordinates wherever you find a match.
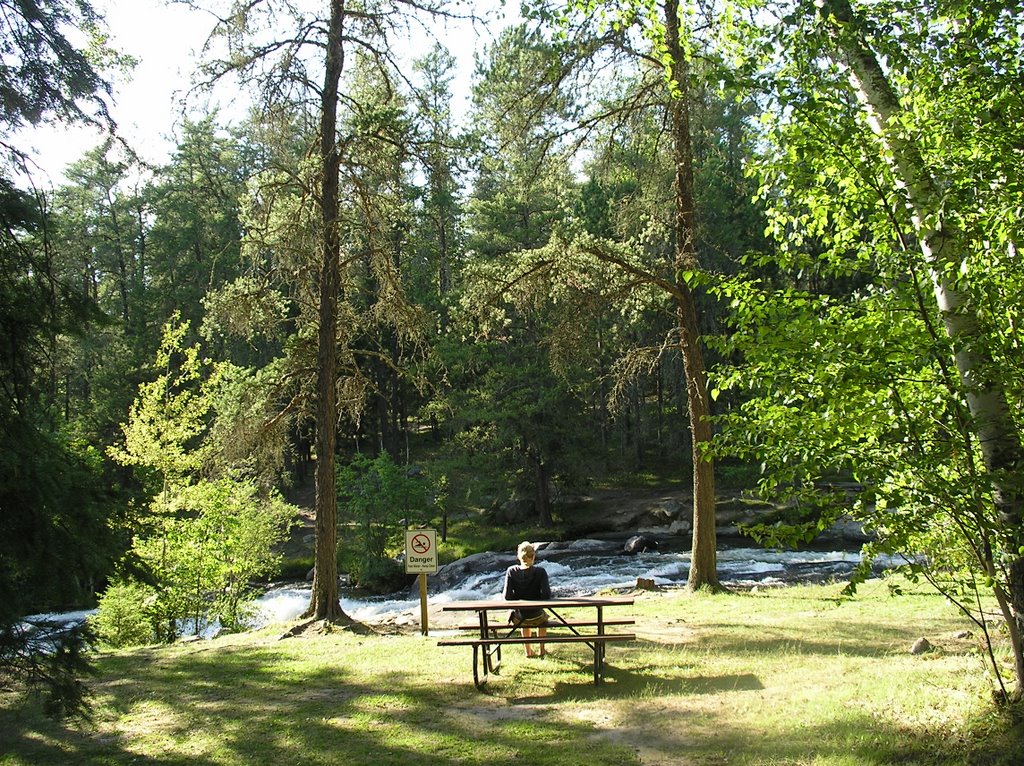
[664,0,719,590]
[304,0,347,622]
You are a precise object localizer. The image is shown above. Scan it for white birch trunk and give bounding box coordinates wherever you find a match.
[822,0,1024,698]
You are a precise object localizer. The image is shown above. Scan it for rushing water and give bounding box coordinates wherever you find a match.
[255,544,898,628]
[23,544,899,638]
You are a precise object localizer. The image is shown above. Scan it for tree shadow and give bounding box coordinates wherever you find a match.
[606,705,990,765]
[2,621,1019,766]
[1,637,644,766]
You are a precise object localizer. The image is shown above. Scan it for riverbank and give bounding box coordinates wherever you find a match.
[279,481,872,585]
[255,542,897,635]
[262,483,876,633]
[4,578,1020,765]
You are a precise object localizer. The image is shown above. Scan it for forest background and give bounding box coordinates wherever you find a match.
[2,0,1023,723]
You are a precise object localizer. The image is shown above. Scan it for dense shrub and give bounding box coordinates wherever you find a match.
[91,581,156,648]
[337,453,434,589]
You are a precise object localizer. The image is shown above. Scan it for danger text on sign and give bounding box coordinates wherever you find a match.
[405,528,438,574]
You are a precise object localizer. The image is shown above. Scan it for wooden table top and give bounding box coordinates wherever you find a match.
[440,595,634,612]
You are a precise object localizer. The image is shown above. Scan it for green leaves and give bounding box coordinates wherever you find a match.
[336,452,434,589]
[712,0,1024,698]
[103,313,297,639]
[108,315,218,494]
[132,476,296,639]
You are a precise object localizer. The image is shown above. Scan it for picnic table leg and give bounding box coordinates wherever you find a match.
[478,610,502,675]
[472,644,487,688]
[593,639,605,684]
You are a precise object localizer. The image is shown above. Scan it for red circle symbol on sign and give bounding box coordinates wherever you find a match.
[411,533,432,554]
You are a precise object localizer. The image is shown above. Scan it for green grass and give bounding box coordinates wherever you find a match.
[3,579,1021,765]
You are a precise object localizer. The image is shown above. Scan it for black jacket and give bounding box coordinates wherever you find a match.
[503,564,551,618]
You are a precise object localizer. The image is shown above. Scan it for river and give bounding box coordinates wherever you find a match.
[255,542,898,629]
[23,541,898,637]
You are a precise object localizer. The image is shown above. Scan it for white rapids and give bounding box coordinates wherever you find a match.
[23,545,902,638]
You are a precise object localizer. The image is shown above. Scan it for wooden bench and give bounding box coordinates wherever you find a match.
[452,619,635,631]
[438,596,635,688]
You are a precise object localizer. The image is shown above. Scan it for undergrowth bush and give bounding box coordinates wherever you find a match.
[91,581,156,648]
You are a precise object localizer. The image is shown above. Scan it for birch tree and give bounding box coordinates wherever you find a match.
[820,0,1024,697]
[716,0,1024,700]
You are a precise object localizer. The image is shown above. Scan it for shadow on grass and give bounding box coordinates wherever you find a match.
[1,639,642,766]
[0,695,217,766]
[501,654,763,705]
[3,619,1020,766]
[488,653,1023,766]
[608,705,993,766]
[470,633,1024,766]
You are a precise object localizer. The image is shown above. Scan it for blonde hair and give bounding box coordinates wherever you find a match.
[517,541,536,566]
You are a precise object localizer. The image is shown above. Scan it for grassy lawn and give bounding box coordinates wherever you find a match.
[2,579,1021,765]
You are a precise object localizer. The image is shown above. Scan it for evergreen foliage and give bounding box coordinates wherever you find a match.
[0,0,121,717]
[91,580,155,648]
[0,178,114,717]
[0,0,113,129]
[1,0,1021,726]
[336,452,433,589]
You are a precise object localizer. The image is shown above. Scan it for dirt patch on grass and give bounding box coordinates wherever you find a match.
[441,684,704,765]
[577,702,703,766]
[428,604,707,765]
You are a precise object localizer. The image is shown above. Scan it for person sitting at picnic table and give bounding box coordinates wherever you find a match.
[503,541,551,657]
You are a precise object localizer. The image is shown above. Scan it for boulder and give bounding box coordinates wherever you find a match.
[714,495,775,525]
[488,498,535,524]
[668,519,692,536]
[910,637,932,655]
[624,534,658,554]
[420,550,513,596]
[545,539,621,554]
[656,498,687,518]
[636,499,685,527]
[827,519,873,544]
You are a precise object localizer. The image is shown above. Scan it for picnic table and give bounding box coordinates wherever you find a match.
[437,596,635,688]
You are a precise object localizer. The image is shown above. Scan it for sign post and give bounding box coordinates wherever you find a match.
[404,529,438,636]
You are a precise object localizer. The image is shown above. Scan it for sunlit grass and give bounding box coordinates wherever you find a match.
[2,579,1021,765]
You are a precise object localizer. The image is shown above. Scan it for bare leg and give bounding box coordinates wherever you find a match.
[538,626,547,656]
[524,626,535,657]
